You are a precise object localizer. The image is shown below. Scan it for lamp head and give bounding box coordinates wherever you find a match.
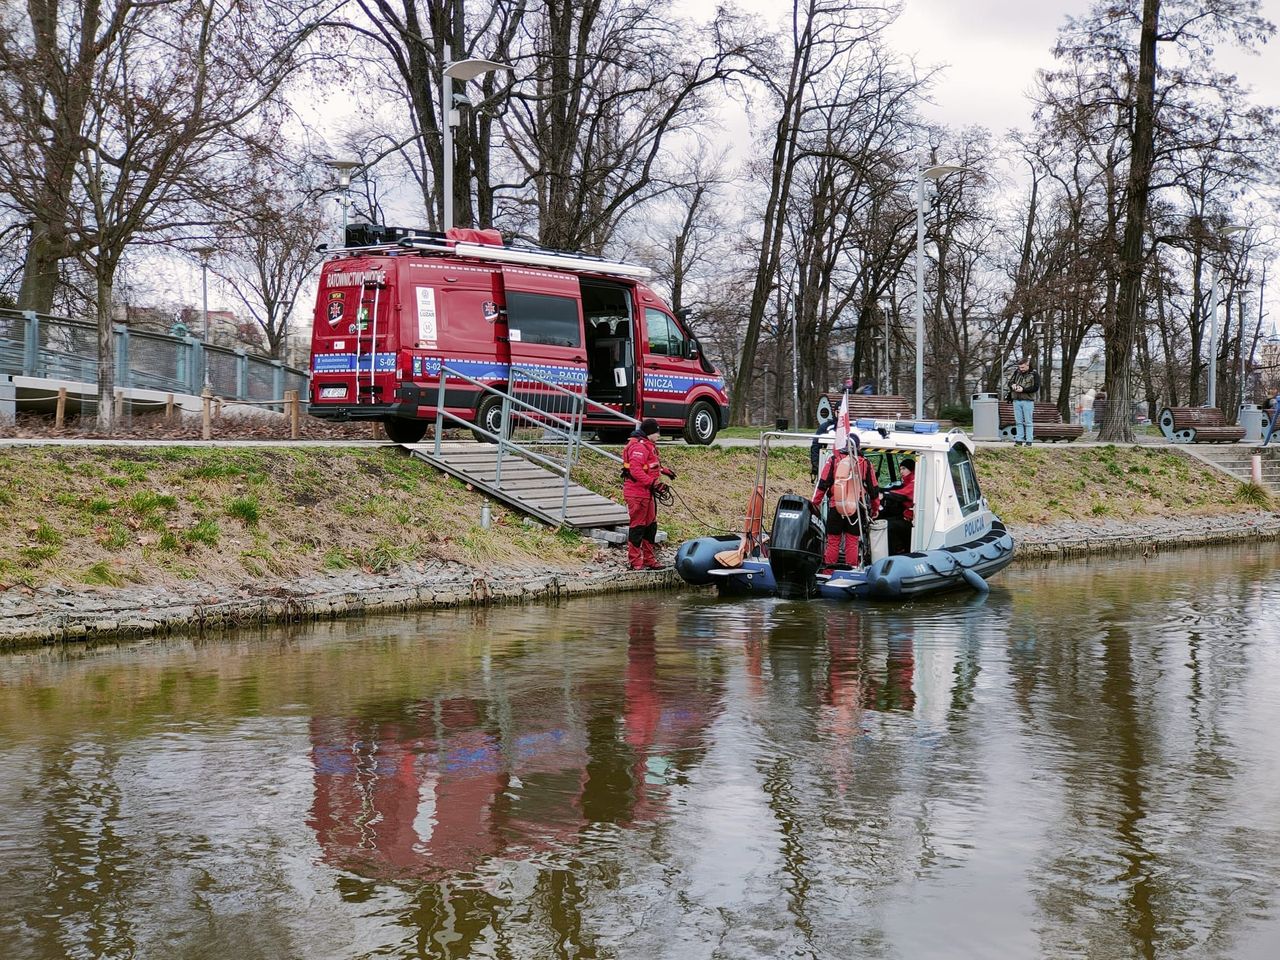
[443,58,512,83]
[323,158,361,189]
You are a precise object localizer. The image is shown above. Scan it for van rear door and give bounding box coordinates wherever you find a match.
[500,268,588,421]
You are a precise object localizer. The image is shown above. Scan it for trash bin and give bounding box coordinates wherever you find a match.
[971,392,1000,441]
[775,418,789,431]
[1239,404,1266,443]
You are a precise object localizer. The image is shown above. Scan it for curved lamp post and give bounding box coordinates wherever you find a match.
[914,164,967,420]
[1207,223,1247,409]
[441,52,511,231]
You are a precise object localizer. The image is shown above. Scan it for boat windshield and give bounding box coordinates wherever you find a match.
[948,445,983,516]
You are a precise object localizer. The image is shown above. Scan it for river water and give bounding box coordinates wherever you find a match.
[2,545,1280,959]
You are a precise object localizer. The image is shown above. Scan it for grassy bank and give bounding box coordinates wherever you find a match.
[0,442,1269,594]
[0,447,595,592]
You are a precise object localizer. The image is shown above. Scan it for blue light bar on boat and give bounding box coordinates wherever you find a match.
[854,418,940,434]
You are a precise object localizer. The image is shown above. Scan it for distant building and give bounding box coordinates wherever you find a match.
[1258,338,1280,394]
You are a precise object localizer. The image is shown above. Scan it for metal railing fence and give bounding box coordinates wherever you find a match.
[432,363,638,523]
[0,308,309,409]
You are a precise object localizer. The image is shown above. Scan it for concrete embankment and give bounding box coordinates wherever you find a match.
[0,441,1276,648]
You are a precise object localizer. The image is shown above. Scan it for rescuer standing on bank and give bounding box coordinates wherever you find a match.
[622,419,675,569]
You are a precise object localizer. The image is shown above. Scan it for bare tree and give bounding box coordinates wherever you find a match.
[0,0,330,430]
[211,178,329,361]
[1047,0,1274,441]
[496,1,757,252]
[728,0,898,425]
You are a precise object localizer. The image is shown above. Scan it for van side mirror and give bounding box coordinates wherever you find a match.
[685,339,700,360]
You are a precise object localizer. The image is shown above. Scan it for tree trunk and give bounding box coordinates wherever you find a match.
[1100,0,1159,443]
[16,224,61,314]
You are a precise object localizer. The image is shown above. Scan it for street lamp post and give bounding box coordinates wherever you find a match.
[914,164,966,420]
[1207,224,1247,409]
[193,244,215,391]
[441,50,511,231]
[791,298,800,426]
[324,158,360,245]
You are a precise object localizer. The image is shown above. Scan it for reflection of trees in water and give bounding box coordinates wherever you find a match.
[23,742,138,960]
[1022,580,1278,958]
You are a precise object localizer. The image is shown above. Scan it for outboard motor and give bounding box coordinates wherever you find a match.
[768,494,824,599]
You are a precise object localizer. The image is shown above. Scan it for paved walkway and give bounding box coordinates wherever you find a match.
[0,438,395,448]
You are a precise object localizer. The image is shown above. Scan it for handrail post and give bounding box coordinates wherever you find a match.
[495,392,510,486]
[55,387,67,429]
[201,387,213,439]
[114,323,130,389]
[22,311,39,376]
[434,367,447,455]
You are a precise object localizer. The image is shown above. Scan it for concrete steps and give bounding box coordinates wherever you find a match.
[1181,444,1280,493]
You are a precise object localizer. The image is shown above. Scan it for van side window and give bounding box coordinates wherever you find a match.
[947,446,983,516]
[507,291,582,347]
[646,308,684,357]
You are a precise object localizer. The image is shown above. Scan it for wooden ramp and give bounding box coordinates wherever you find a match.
[404,442,630,530]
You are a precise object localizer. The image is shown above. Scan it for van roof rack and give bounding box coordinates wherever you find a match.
[322,223,653,279]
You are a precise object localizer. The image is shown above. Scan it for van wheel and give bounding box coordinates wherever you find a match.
[596,427,631,444]
[383,417,429,444]
[683,401,718,445]
[472,395,506,443]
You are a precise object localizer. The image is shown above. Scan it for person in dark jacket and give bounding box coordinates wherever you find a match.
[809,414,836,480]
[622,418,675,569]
[1007,357,1040,446]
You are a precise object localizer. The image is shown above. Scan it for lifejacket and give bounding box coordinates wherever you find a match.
[830,453,863,518]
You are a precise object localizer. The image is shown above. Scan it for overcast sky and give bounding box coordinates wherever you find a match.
[719,0,1279,135]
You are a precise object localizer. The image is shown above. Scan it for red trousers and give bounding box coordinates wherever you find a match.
[626,494,658,569]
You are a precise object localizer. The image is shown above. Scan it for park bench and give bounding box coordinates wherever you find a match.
[820,393,913,422]
[997,401,1084,442]
[1158,406,1245,443]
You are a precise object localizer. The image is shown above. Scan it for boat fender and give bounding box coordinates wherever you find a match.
[961,568,989,593]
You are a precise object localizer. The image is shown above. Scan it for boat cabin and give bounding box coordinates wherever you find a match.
[812,419,994,556]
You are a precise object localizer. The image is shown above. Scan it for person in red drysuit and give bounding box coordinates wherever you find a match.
[811,436,879,567]
[622,418,675,570]
[881,456,916,555]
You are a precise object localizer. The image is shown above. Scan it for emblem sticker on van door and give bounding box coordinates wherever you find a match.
[416,287,438,344]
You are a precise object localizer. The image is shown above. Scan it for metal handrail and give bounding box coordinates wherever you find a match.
[432,365,579,521]
[432,363,635,523]
[0,307,309,408]
[507,363,636,467]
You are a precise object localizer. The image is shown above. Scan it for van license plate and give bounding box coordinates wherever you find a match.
[320,386,347,399]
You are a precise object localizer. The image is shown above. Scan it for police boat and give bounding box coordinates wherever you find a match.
[674,419,1015,601]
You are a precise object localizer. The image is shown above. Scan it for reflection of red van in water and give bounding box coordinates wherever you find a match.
[307,226,729,445]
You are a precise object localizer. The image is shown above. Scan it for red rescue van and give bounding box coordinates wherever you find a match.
[307,226,729,444]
